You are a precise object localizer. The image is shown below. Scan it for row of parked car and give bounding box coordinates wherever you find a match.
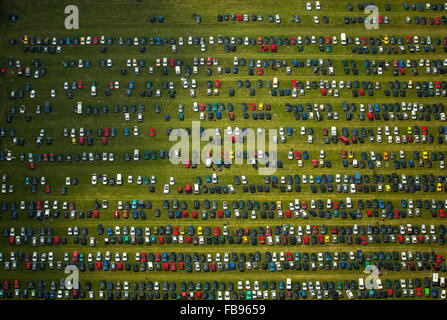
[1,271,446,300]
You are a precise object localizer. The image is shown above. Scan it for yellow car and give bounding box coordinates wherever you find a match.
[324,235,330,243]
[230,151,234,159]
[437,183,443,192]
[422,151,428,160]
[258,103,264,110]
[385,185,391,192]
[80,36,85,45]
[197,226,203,236]
[179,227,185,235]
[71,138,77,145]
[383,35,390,44]
[242,236,248,244]
[23,35,29,45]
[407,126,413,134]
[348,150,354,159]
[276,201,282,210]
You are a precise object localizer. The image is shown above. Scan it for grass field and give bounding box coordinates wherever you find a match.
[0,0,446,300]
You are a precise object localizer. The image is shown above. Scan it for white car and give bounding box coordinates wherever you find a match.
[164,184,170,194]
[313,16,319,24]
[91,174,97,185]
[306,2,312,10]
[169,177,175,185]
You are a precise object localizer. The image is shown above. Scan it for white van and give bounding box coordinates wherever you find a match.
[76,102,83,114]
[116,174,122,185]
[346,197,352,209]
[286,278,292,290]
[133,149,139,161]
[440,277,445,288]
[341,33,347,45]
[358,278,365,290]
[175,66,180,75]
[331,126,337,136]
[194,184,200,194]
[212,173,218,184]
[273,77,278,89]
[433,273,439,286]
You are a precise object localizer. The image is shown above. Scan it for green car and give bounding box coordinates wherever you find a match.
[246,290,252,300]
[425,288,430,297]
[61,186,67,195]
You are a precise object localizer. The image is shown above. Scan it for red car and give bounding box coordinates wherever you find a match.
[312,160,318,168]
[93,210,99,218]
[215,80,221,87]
[416,288,422,296]
[192,211,198,218]
[295,151,301,160]
[171,262,176,271]
[77,81,83,89]
[361,237,367,245]
[1,67,6,75]
[45,185,51,193]
[14,280,19,289]
[303,236,309,245]
[257,68,263,75]
[184,160,190,168]
[79,137,85,145]
[101,137,107,145]
[259,236,265,244]
[318,235,324,244]
[422,126,427,135]
[114,211,119,219]
[109,81,114,89]
[104,128,110,136]
[29,162,35,170]
[149,128,155,136]
[214,227,220,236]
[439,209,445,218]
[291,37,296,45]
[179,262,184,270]
[169,58,175,66]
[93,37,98,45]
[292,79,297,88]
[217,210,223,218]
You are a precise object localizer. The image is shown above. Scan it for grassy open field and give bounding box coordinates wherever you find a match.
[0,0,446,300]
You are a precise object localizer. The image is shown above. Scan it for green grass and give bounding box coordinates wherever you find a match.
[0,0,446,300]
